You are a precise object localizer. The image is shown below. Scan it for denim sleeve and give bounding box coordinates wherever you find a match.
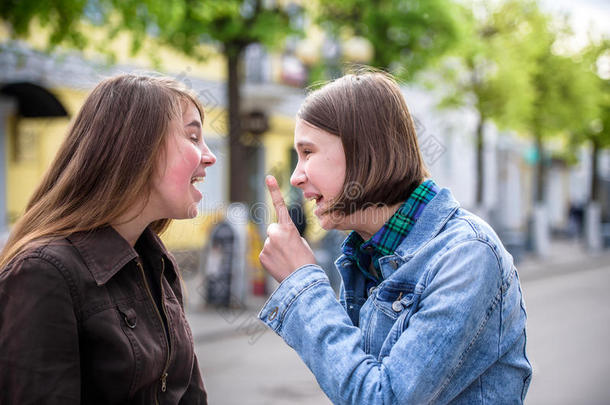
[258,240,504,404]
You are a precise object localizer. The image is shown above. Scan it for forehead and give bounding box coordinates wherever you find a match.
[294,118,336,146]
[181,100,202,125]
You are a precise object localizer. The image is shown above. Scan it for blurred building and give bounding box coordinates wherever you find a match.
[1,21,608,268]
[0,35,305,256]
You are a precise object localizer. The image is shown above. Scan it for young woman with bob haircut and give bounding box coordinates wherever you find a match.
[0,74,215,404]
[259,71,532,404]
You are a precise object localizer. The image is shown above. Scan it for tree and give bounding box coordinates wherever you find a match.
[572,38,610,204]
[148,1,302,204]
[436,0,547,206]
[314,0,463,80]
[1,0,303,204]
[527,37,599,204]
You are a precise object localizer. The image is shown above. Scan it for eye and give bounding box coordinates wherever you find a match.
[302,149,312,156]
[189,133,200,143]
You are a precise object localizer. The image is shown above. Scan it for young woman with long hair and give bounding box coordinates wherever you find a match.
[0,74,215,404]
[259,71,532,404]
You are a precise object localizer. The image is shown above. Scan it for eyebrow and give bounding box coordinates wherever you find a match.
[295,141,315,149]
[185,120,201,129]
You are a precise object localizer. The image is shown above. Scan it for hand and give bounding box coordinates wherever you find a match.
[259,175,316,283]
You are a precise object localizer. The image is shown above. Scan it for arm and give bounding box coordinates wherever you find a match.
[179,354,208,404]
[0,255,81,404]
[259,240,504,404]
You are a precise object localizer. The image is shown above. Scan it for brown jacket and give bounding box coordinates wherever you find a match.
[0,226,207,404]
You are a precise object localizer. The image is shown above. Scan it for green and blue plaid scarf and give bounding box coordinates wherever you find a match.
[341,179,439,283]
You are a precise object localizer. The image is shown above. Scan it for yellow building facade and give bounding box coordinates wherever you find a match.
[0,28,306,252]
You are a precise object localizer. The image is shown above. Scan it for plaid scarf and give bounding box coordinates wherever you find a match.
[341,180,439,283]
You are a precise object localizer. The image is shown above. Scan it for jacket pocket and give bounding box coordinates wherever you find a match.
[366,281,416,358]
[118,305,137,329]
[116,303,141,397]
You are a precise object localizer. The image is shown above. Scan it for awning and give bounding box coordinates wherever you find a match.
[0,82,68,118]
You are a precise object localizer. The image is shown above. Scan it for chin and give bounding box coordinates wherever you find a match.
[318,215,345,232]
[186,203,199,219]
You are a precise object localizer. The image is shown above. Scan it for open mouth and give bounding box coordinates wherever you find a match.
[306,194,324,205]
[190,176,205,185]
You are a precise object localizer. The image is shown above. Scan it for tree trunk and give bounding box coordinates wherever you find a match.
[226,46,248,203]
[535,133,545,203]
[475,115,484,206]
[590,139,600,204]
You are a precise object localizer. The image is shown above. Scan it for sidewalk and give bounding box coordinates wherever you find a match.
[516,239,610,282]
[185,240,610,343]
[185,294,270,345]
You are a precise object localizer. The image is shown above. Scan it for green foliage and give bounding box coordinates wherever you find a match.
[530,48,599,140]
[150,0,300,56]
[0,0,89,48]
[315,0,463,80]
[572,38,610,149]
[1,0,301,59]
[438,0,550,132]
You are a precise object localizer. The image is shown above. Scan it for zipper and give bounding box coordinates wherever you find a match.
[136,258,172,403]
[158,257,172,392]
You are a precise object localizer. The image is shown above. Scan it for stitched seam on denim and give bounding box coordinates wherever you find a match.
[424,239,503,403]
[258,266,324,320]
[498,286,504,359]
[257,264,324,320]
[501,265,517,297]
[404,205,460,259]
[372,298,400,318]
[423,237,502,288]
[458,216,480,237]
[29,251,83,324]
[430,286,502,404]
[276,279,330,334]
[364,311,372,354]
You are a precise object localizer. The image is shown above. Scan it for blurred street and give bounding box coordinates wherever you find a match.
[186,241,610,404]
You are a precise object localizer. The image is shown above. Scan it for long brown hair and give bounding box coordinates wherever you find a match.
[0,74,204,269]
[298,70,429,215]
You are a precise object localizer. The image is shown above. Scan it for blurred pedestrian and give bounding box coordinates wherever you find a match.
[259,71,532,404]
[0,74,215,404]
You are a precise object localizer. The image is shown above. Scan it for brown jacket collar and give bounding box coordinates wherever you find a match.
[67,226,177,286]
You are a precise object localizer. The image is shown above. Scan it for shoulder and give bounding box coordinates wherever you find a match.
[427,209,514,290]
[1,238,82,292]
[430,208,508,262]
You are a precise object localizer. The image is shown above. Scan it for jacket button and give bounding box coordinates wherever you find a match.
[268,307,278,321]
[391,260,399,270]
[392,300,403,312]
[368,286,376,296]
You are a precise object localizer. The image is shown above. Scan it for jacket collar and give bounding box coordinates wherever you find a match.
[335,187,460,271]
[67,226,176,286]
[394,187,460,258]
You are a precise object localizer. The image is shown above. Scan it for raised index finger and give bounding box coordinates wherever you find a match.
[266,175,292,225]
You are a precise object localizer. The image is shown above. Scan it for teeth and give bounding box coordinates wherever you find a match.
[191,177,205,184]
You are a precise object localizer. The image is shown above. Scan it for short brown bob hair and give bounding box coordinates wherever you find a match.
[297,71,429,215]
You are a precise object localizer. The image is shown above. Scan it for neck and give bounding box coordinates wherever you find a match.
[111,209,152,247]
[347,202,402,241]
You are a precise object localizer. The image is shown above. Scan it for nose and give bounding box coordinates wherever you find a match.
[201,144,216,167]
[290,165,306,188]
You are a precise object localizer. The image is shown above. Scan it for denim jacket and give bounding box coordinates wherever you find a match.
[258,188,532,404]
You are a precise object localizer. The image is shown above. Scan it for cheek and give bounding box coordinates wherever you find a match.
[322,158,346,197]
[157,143,200,191]
[169,146,200,183]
